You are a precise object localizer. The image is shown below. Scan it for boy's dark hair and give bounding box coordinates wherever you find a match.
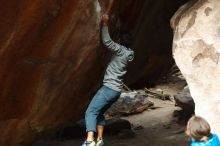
[186,116,211,141]
[115,30,133,48]
[119,32,133,48]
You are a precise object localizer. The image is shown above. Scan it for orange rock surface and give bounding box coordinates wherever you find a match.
[0,0,188,145]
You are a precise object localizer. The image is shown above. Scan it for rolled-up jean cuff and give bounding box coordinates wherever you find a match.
[97,119,106,126]
[86,129,97,132]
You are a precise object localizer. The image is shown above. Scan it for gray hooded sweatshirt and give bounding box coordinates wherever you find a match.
[101,26,134,92]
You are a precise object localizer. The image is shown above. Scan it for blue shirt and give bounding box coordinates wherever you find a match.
[190,134,220,146]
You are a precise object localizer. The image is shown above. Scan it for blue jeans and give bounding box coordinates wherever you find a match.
[85,85,121,132]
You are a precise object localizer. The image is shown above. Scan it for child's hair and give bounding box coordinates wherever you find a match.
[119,32,133,48]
[186,115,211,142]
[114,30,133,48]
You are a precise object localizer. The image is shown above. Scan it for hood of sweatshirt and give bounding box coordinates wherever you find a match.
[126,48,134,62]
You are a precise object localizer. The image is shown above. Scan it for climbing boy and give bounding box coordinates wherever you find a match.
[82,14,134,146]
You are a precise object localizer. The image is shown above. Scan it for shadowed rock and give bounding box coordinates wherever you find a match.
[174,86,195,113]
[56,118,131,139]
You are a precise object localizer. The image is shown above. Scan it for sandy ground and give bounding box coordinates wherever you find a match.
[33,79,190,146]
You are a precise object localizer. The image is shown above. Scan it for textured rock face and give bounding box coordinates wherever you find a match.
[0,1,106,145]
[0,0,188,145]
[172,0,220,135]
[106,92,154,117]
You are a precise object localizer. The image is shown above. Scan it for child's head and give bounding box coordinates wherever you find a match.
[115,30,133,48]
[186,115,211,142]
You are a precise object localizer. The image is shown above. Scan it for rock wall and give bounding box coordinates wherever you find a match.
[172,0,220,135]
[0,0,188,145]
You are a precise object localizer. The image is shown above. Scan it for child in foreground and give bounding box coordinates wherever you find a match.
[186,115,220,146]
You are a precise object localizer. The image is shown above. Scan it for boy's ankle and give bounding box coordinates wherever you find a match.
[86,138,94,142]
[97,137,103,141]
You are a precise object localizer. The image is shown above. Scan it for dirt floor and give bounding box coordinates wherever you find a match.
[32,76,191,146]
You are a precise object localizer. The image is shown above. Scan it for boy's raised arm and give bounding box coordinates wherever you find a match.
[101,14,122,53]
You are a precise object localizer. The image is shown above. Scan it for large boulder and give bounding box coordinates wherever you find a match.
[0,0,189,145]
[172,0,220,135]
